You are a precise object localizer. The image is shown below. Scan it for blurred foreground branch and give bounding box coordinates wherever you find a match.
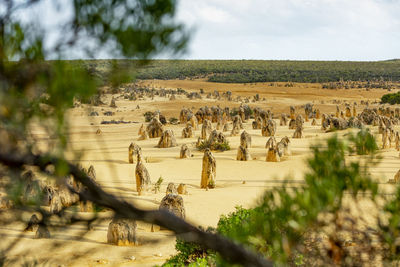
[0,150,273,267]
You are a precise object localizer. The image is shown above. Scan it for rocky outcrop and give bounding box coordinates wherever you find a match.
[262,119,276,137]
[293,126,303,139]
[315,109,321,119]
[201,119,212,139]
[107,218,137,246]
[138,124,146,136]
[35,224,50,239]
[128,143,141,163]
[277,136,291,157]
[24,214,39,232]
[290,106,295,119]
[179,108,191,124]
[135,154,151,195]
[157,130,177,148]
[304,103,313,122]
[266,142,280,162]
[182,124,194,138]
[345,106,352,117]
[252,116,263,129]
[177,184,188,195]
[159,194,185,219]
[265,136,277,149]
[382,128,391,149]
[311,118,317,125]
[236,146,251,161]
[110,97,117,108]
[240,131,251,148]
[329,118,348,130]
[280,114,288,126]
[147,116,164,138]
[166,183,178,195]
[201,149,216,189]
[180,144,191,158]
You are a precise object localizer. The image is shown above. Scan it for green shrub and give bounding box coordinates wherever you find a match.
[197,139,230,152]
[153,176,163,193]
[162,229,216,266]
[217,206,253,237]
[381,92,400,104]
[348,128,378,155]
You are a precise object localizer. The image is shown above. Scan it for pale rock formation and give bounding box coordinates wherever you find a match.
[128,143,141,163]
[266,143,280,162]
[280,114,288,126]
[265,136,277,149]
[240,131,252,148]
[236,146,251,161]
[138,124,146,136]
[177,184,188,195]
[157,130,177,148]
[201,119,212,139]
[262,119,276,137]
[180,144,191,159]
[252,116,263,129]
[182,124,194,138]
[159,194,185,219]
[277,136,291,157]
[290,106,295,119]
[382,128,391,149]
[166,183,178,195]
[110,97,116,108]
[147,117,164,138]
[345,106,352,117]
[201,149,216,189]
[316,109,321,119]
[135,154,151,195]
[35,224,50,239]
[24,214,40,232]
[138,130,149,140]
[293,126,303,139]
[311,118,317,126]
[107,218,137,246]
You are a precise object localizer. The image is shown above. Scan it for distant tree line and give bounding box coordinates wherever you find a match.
[71,59,400,84]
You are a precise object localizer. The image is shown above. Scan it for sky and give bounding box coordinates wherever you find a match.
[13,0,400,61]
[175,0,400,61]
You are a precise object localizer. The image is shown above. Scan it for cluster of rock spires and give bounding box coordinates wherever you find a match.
[265,136,291,162]
[237,131,251,161]
[14,94,400,247]
[17,165,98,238]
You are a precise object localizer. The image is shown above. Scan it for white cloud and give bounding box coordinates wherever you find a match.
[14,0,400,60]
[177,0,400,60]
[197,5,234,24]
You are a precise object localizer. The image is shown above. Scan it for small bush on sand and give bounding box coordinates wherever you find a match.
[162,228,216,266]
[381,92,400,104]
[197,139,230,152]
[348,128,378,155]
[153,176,163,193]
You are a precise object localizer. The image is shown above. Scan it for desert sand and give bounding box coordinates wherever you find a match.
[1,80,398,266]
